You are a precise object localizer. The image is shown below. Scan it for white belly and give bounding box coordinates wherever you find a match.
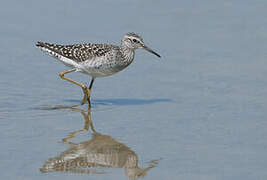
[78,59,128,78]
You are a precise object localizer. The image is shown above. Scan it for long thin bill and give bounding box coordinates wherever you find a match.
[143,46,161,58]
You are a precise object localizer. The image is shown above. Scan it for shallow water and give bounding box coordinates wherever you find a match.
[1,0,267,179]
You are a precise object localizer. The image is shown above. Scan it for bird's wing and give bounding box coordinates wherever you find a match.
[36,42,118,62]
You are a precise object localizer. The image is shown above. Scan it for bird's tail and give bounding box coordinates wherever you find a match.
[36,41,46,48]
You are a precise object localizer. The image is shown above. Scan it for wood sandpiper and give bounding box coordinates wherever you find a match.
[36,32,160,108]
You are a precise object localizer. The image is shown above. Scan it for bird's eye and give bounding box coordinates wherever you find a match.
[132,39,137,43]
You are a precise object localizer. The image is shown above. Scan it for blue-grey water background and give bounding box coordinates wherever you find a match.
[1,0,267,179]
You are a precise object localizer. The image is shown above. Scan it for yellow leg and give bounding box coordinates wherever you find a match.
[59,69,89,106]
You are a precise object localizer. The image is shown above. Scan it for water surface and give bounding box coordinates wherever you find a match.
[1,0,267,180]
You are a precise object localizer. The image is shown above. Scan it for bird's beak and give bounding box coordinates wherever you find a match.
[142,45,161,58]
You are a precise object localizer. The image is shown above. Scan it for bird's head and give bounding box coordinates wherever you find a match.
[121,32,161,58]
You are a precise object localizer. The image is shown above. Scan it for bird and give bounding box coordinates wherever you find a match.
[36,32,161,108]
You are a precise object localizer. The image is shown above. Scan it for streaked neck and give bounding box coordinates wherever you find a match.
[120,44,135,63]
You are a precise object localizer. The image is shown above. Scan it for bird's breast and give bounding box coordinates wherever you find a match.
[79,55,133,78]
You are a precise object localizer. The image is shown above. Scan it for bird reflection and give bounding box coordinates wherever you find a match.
[40,108,158,179]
